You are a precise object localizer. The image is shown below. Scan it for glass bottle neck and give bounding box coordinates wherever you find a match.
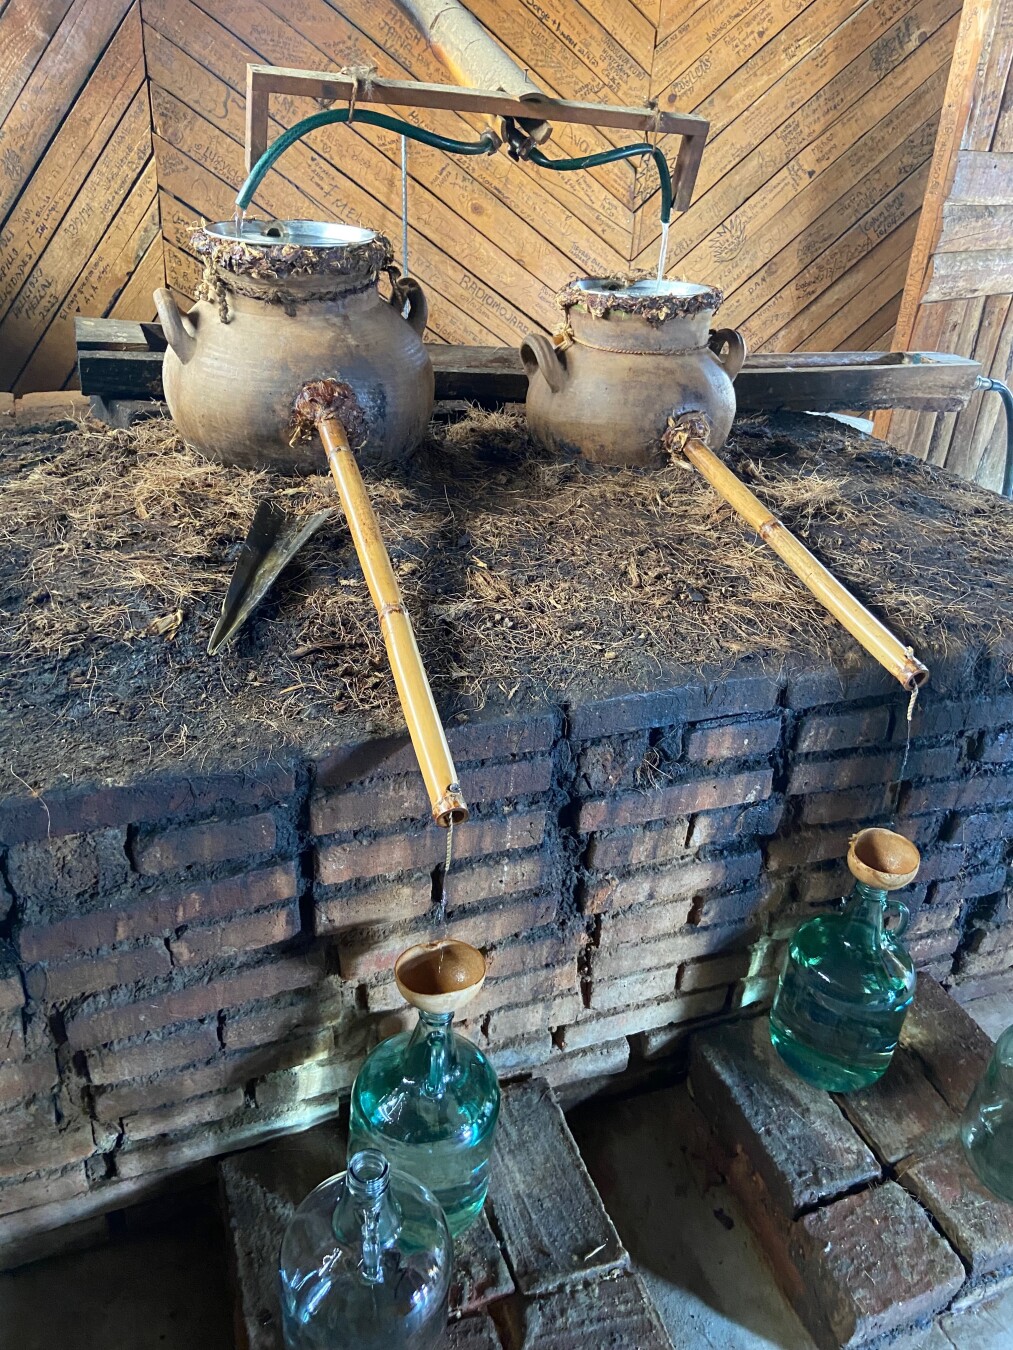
[844,880,889,937]
[334,1152,399,1284]
[408,1010,457,1099]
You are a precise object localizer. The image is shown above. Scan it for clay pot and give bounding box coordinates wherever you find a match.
[153,220,434,474]
[521,278,745,467]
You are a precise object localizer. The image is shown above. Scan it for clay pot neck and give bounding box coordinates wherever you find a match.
[213,271,382,318]
[565,304,714,354]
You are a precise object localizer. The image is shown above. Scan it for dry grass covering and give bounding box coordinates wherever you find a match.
[2,408,1012,791]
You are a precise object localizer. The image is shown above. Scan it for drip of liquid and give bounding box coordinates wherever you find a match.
[656,219,670,287]
[232,206,247,237]
[895,684,919,790]
[433,817,454,981]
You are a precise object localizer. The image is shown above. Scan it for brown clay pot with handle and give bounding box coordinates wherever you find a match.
[153,220,434,474]
[520,278,745,467]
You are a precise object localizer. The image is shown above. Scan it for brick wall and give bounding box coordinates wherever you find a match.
[1,651,1012,1259]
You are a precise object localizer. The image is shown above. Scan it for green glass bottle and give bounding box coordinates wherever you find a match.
[349,940,500,1237]
[769,827,920,1093]
[961,1024,1013,1202]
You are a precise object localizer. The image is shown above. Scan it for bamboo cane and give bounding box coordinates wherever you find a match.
[676,431,929,692]
[316,415,468,827]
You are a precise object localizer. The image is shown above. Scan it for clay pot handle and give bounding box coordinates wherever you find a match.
[154,288,197,365]
[708,327,747,381]
[520,333,565,393]
[390,275,428,337]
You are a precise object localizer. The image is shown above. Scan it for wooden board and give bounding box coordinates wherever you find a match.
[877,0,1013,491]
[0,1,164,395]
[4,0,961,394]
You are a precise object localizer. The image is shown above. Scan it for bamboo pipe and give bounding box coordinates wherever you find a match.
[316,414,468,827]
[671,427,929,692]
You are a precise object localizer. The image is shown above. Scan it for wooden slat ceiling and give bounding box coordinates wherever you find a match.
[0,0,164,395]
[1,0,959,393]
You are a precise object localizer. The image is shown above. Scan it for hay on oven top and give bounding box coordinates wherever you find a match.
[2,407,1012,792]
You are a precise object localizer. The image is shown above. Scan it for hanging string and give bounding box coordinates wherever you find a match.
[401,133,409,278]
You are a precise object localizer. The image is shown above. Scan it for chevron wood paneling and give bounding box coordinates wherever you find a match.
[0,0,165,395]
[2,0,960,393]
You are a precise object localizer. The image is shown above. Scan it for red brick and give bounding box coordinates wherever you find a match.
[38,944,171,1003]
[19,863,298,962]
[685,715,782,762]
[0,1164,90,1219]
[125,1087,247,1142]
[255,1056,359,1110]
[445,853,545,908]
[788,751,903,796]
[316,878,433,934]
[561,989,726,1051]
[687,794,785,848]
[594,922,752,980]
[466,757,554,803]
[689,885,767,927]
[578,770,772,832]
[903,772,1013,815]
[900,976,994,1112]
[337,895,557,982]
[66,955,323,1048]
[478,993,583,1044]
[316,832,441,886]
[0,1124,96,1180]
[482,933,569,982]
[589,965,680,1010]
[93,1058,237,1121]
[796,707,891,753]
[678,951,752,992]
[170,901,299,965]
[901,1142,1013,1285]
[310,775,429,835]
[568,675,779,741]
[585,851,762,915]
[451,811,547,860]
[85,1026,221,1085]
[586,819,689,871]
[0,1055,57,1109]
[800,785,891,825]
[131,812,278,875]
[454,964,578,1024]
[909,931,959,966]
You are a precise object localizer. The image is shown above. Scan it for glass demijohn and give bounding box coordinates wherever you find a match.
[278,1148,452,1350]
[961,1024,1013,1203]
[349,940,500,1236]
[769,827,920,1093]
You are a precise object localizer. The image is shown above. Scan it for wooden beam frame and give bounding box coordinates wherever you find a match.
[244,64,710,212]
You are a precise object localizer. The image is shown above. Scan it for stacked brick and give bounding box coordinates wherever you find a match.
[1,649,1011,1260]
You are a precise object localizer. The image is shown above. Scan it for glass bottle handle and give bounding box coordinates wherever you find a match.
[884,899,910,936]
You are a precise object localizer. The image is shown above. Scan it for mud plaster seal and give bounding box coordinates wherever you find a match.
[556,275,723,325]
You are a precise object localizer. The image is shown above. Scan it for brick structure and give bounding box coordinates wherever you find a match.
[689,984,1013,1348]
[2,646,1013,1262]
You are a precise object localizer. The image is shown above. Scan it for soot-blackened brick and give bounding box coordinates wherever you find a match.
[684,714,782,762]
[131,813,278,876]
[504,1273,674,1350]
[900,976,994,1112]
[795,707,891,754]
[790,1183,965,1348]
[689,1018,880,1219]
[900,1141,1013,1285]
[578,769,773,832]
[836,1047,956,1166]
[7,829,129,909]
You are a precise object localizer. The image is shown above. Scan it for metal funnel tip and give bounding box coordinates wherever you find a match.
[394,940,486,1014]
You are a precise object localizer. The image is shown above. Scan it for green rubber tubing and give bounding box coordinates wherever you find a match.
[528,143,674,224]
[236,108,674,228]
[235,107,498,212]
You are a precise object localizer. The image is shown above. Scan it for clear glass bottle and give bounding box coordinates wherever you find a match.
[769,827,920,1093]
[349,940,500,1237]
[278,1148,452,1350]
[961,1024,1013,1202]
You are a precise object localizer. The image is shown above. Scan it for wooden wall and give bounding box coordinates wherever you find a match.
[0,0,165,395]
[2,0,961,391]
[879,0,1013,491]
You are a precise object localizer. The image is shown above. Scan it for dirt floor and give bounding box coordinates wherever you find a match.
[3,407,1013,797]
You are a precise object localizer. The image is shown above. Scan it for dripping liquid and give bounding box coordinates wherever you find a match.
[895,684,919,793]
[656,219,670,287]
[435,816,454,980]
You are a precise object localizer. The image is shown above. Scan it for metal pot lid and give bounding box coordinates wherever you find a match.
[190,220,394,281]
[557,275,723,323]
[203,219,378,248]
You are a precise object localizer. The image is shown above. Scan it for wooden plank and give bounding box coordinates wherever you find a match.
[0,0,74,128]
[0,0,134,226]
[802,251,911,353]
[0,9,144,324]
[109,232,166,321]
[0,83,152,386]
[924,295,986,466]
[949,149,1013,203]
[834,293,904,354]
[924,247,1013,301]
[937,201,1013,250]
[968,293,1013,489]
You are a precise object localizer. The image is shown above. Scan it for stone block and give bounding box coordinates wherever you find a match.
[689,1018,880,1220]
[503,1272,673,1350]
[836,1047,957,1166]
[900,1141,1013,1285]
[790,1182,965,1348]
[488,1077,627,1294]
[900,976,994,1112]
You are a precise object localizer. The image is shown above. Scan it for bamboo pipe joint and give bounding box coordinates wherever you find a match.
[292,381,469,828]
[662,413,929,693]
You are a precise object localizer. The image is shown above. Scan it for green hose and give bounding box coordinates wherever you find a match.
[528,142,674,224]
[236,107,498,212]
[236,108,675,228]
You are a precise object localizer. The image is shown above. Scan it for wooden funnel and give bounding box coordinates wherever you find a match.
[394,940,487,1015]
[848,827,920,890]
